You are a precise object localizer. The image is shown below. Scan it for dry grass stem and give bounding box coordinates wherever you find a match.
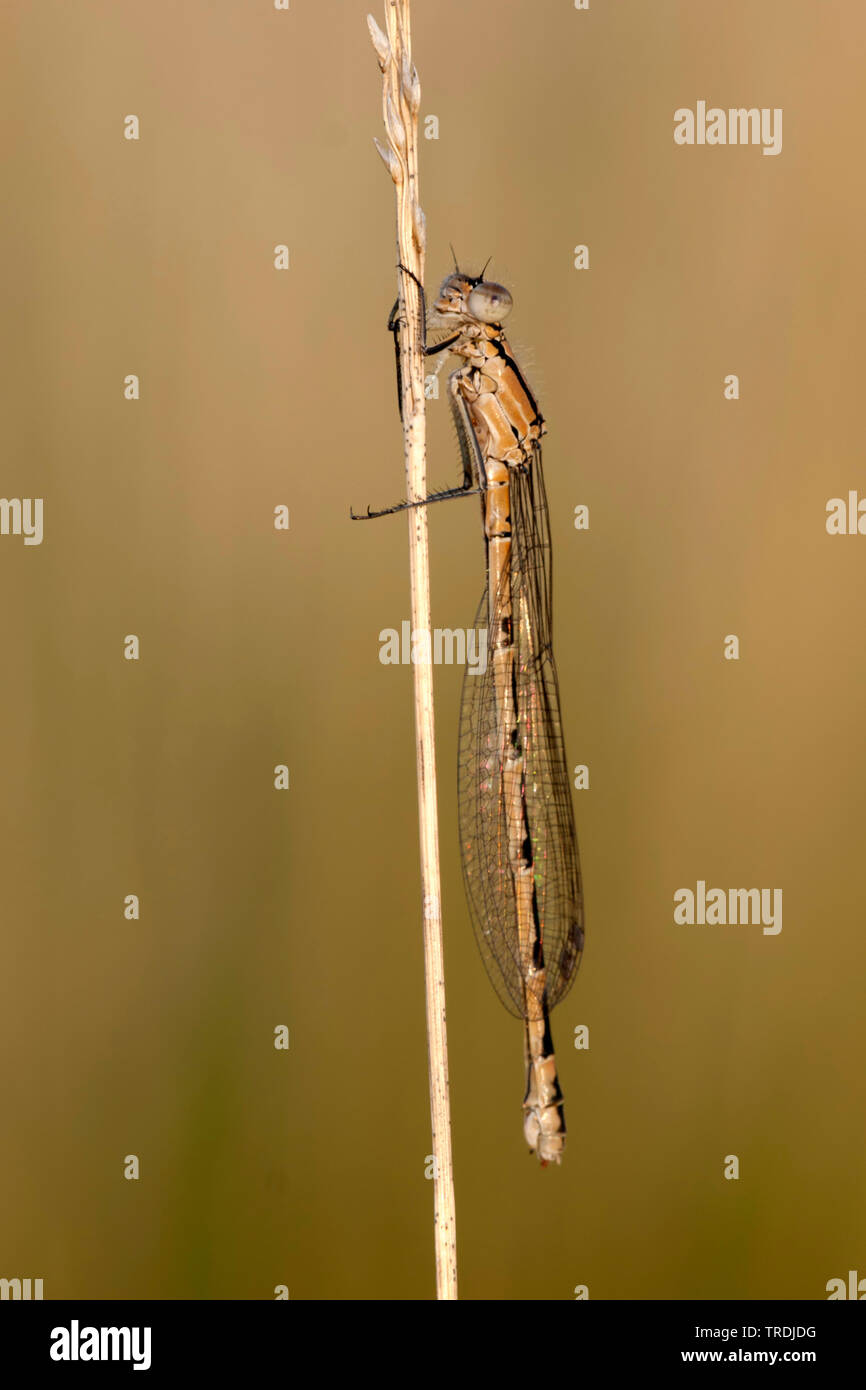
[367,0,458,1300]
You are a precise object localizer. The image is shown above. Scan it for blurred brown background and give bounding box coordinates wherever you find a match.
[1,0,864,1300]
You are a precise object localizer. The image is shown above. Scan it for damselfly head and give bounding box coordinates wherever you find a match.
[433,272,513,326]
[433,273,476,318]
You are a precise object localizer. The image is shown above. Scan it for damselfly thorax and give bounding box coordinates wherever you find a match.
[354,268,585,1165]
[430,273,546,466]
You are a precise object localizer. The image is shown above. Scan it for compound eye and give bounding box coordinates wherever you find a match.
[467,281,513,324]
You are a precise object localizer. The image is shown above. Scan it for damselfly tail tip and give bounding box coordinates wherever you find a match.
[525,1107,566,1166]
[532,1150,562,1169]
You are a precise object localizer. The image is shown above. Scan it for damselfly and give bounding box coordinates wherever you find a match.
[354,266,585,1165]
